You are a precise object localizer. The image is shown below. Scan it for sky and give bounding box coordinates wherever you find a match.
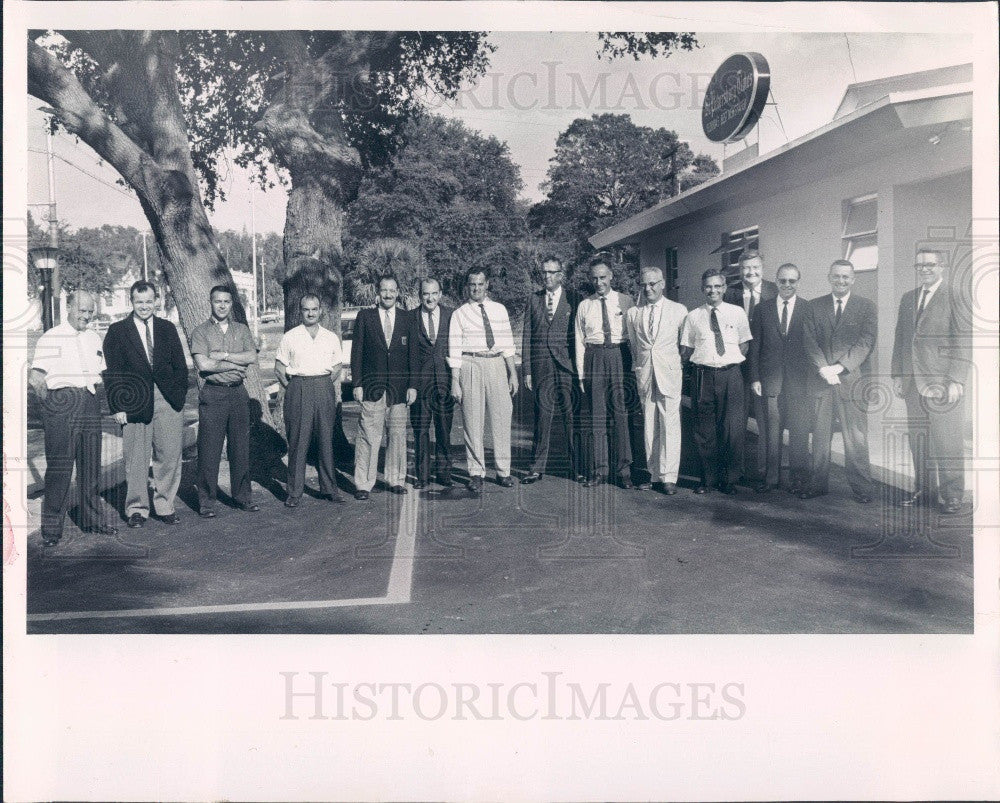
[26,30,969,236]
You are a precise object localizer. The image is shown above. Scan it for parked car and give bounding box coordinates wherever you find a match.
[260,309,280,324]
[340,306,361,399]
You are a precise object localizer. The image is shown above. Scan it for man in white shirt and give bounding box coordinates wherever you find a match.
[275,294,344,507]
[29,291,117,545]
[680,268,752,494]
[448,267,518,494]
[625,268,688,494]
[574,258,635,488]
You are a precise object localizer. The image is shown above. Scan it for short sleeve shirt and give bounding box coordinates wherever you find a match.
[190,317,256,384]
[275,324,343,376]
[32,321,106,390]
[680,302,752,367]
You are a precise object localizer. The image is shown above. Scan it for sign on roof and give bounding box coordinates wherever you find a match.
[702,53,771,143]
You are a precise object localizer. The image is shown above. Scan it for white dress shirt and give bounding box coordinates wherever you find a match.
[742,285,762,316]
[132,313,155,352]
[32,321,106,392]
[421,307,439,342]
[275,324,343,376]
[916,278,943,313]
[832,292,851,315]
[447,298,516,369]
[545,286,563,318]
[680,302,751,367]
[776,294,798,330]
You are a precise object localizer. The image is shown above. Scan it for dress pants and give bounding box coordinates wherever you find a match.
[809,390,872,495]
[759,392,810,487]
[284,375,337,499]
[640,384,681,484]
[903,381,965,502]
[529,360,580,477]
[583,344,631,479]
[123,384,184,518]
[196,383,252,511]
[692,364,744,487]
[743,375,768,480]
[459,355,512,478]
[41,387,107,538]
[411,385,454,483]
[355,395,408,492]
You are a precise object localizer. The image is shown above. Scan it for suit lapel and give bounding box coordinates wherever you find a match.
[126,315,150,365]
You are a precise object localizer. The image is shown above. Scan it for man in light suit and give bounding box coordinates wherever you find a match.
[724,248,779,484]
[624,267,688,494]
[748,263,812,494]
[891,249,970,514]
[521,255,581,484]
[801,259,877,503]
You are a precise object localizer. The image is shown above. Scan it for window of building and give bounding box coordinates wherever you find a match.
[720,226,759,283]
[664,247,679,301]
[842,194,878,271]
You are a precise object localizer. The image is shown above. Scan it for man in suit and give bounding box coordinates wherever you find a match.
[574,258,636,488]
[448,267,519,494]
[801,259,877,503]
[724,248,778,484]
[748,263,812,494]
[521,255,581,484]
[680,268,753,494]
[891,249,970,514]
[625,267,688,495]
[409,277,455,489]
[103,280,189,527]
[352,275,417,500]
[30,290,117,545]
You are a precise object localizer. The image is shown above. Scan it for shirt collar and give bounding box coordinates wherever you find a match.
[921,278,943,296]
[834,292,851,306]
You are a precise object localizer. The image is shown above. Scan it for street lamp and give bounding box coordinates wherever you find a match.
[29,245,60,332]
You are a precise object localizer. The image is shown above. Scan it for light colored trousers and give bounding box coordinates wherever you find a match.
[123,384,184,517]
[460,355,512,478]
[641,386,681,484]
[354,396,408,492]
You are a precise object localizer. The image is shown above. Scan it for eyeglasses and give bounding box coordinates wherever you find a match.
[914,263,941,269]
[776,279,798,285]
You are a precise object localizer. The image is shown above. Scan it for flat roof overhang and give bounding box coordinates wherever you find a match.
[589,86,973,250]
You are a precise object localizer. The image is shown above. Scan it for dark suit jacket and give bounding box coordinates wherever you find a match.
[409,305,453,394]
[802,293,877,398]
[351,305,414,404]
[521,286,579,379]
[891,283,970,394]
[723,279,778,326]
[748,295,812,397]
[103,315,188,423]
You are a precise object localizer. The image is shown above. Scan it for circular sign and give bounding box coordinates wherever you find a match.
[701,53,771,143]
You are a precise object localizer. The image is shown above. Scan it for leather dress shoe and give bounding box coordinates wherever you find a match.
[199,509,217,519]
[693,484,709,494]
[635,481,652,491]
[354,490,370,501]
[497,475,515,488]
[390,485,408,495]
[653,482,678,495]
[718,484,738,495]
[236,502,261,512]
[468,477,484,495]
[322,494,344,504]
[754,483,774,494]
[799,489,827,500]
[437,473,454,487]
[521,472,542,485]
[84,524,119,536]
[618,476,634,490]
[41,533,62,547]
[897,490,926,508]
[853,492,873,504]
[412,480,427,490]
[127,513,146,528]
[575,474,587,483]
[941,498,962,515]
[284,497,300,508]
[160,512,180,525]
[582,475,606,488]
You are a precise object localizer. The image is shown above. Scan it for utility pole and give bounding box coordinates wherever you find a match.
[250,188,259,339]
[140,231,149,281]
[45,127,61,324]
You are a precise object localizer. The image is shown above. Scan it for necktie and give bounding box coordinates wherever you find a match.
[479,303,495,349]
[426,310,436,343]
[916,288,928,321]
[383,309,393,343]
[747,291,757,322]
[601,296,612,346]
[143,318,154,363]
[710,308,725,356]
[647,303,657,340]
[835,299,842,325]
[781,301,789,337]
[546,292,555,322]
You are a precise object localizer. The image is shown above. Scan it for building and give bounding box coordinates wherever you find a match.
[590,64,973,490]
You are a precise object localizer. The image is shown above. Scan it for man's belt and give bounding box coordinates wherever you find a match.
[694,363,740,372]
[462,351,502,358]
[584,342,625,349]
[207,379,244,387]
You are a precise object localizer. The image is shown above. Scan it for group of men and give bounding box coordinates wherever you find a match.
[31,244,968,545]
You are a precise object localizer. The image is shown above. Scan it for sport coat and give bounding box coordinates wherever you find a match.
[748,295,812,397]
[521,286,579,379]
[890,283,969,394]
[802,293,877,397]
[409,305,454,393]
[724,279,778,325]
[103,315,188,423]
[625,298,687,399]
[351,305,414,404]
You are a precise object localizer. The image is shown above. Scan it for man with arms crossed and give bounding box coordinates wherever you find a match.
[748,263,812,495]
[189,285,259,517]
[891,248,969,514]
[680,268,752,495]
[30,290,117,545]
[275,294,344,507]
[103,280,188,527]
[448,267,518,495]
[521,255,581,484]
[625,267,688,495]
